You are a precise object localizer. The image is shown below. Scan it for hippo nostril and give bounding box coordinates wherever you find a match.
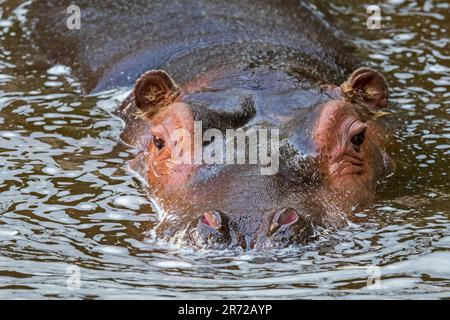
[277,207,299,225]
[268,207,299,236]
[197,211,231,248]
[201,210,222,229]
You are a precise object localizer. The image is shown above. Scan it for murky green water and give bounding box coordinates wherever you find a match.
[0,0,449,299]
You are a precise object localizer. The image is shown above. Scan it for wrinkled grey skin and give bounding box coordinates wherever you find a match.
[30,1,392,249]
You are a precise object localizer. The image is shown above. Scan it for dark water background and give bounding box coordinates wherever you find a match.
[0,0,449,298]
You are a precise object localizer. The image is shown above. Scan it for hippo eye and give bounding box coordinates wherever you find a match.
[153,137,165,150]
[351,129,366,149]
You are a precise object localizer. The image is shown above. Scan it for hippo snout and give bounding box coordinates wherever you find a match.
[119,64,392,250]
[196,208,314,249]
[267,207,299,236]
[197,210,231,249]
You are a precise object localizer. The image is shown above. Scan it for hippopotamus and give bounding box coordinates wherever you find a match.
[30,0,395,249]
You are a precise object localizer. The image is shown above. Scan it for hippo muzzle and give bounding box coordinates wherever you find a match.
[196,207,314,249]
[121,67,393,250]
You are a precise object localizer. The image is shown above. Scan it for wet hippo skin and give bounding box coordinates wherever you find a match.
[30,1,395,249]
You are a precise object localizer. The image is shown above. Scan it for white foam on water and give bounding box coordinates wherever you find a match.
[387,0,405,5]
[1,132,17,138]
[44,81,64,88]
[77,203,97,211]
[385,252,450,277]
[47,65,72,76]
[236,254,256,261]
[114,196,148,210]
[378,277,420,290]
[0,74,13,81]
[42,166,60,175]
[107,212,126,220]
[95,245,129,256]
[95,88,132,112]
[152,260,193,269]
[0,20,13,28]
[0,229,18,238]
[57,106,74,112]
[12,0,31,25]
[436,236,450,247]
[65,171,81,178]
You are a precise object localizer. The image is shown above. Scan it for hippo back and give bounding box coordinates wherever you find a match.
[29,0,358,92]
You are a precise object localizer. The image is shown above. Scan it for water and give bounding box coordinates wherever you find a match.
[0,0,449,299]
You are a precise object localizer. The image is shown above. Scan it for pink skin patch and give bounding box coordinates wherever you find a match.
[277,208,299,226]
[268,207,299,236]
[201,211,222,229]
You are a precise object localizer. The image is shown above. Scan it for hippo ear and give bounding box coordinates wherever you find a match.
[341,67,389,109]
[133,70,180,117]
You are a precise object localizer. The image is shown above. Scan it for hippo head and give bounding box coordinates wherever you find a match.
[118,66,394,249]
